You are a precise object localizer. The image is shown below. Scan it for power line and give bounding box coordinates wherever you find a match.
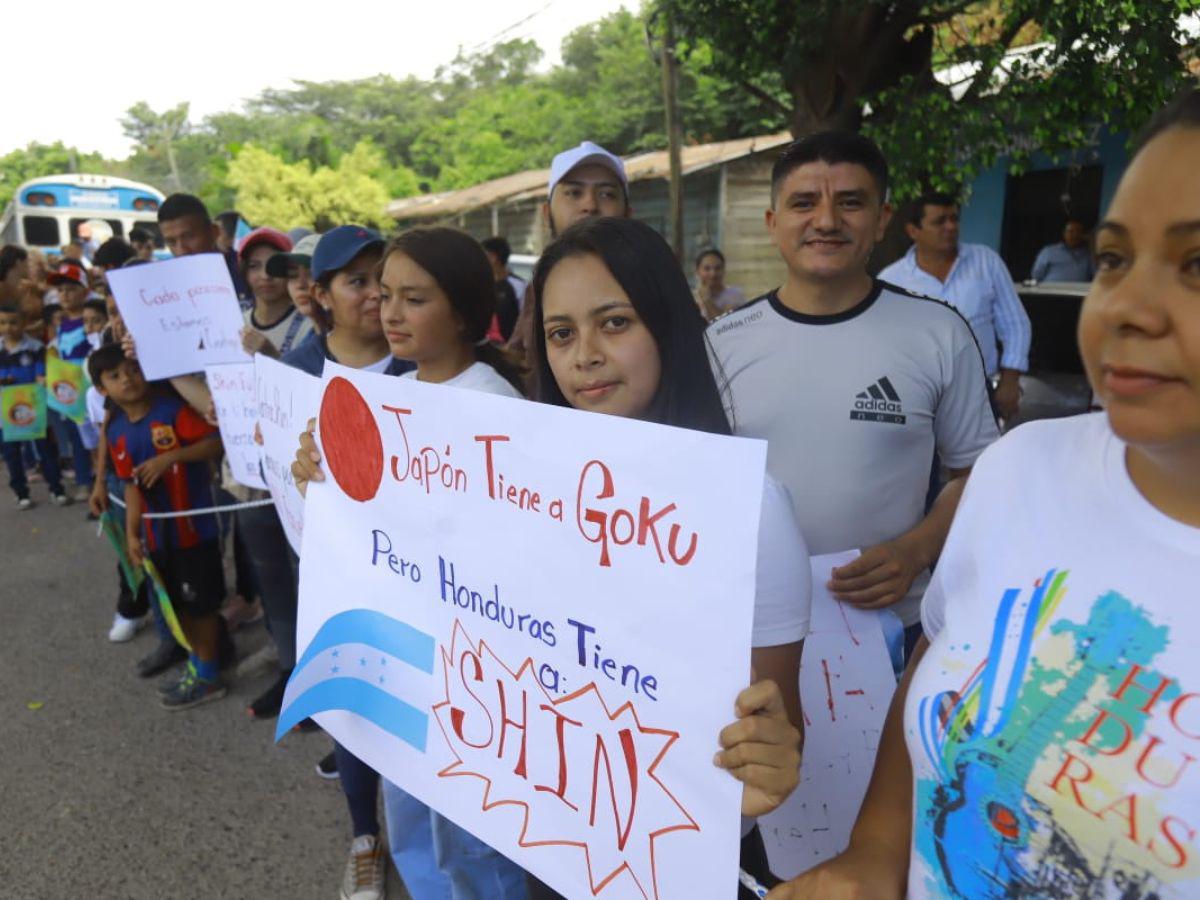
[467,0,558,54]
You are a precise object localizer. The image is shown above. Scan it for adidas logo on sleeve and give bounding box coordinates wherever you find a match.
[851,376,906,425]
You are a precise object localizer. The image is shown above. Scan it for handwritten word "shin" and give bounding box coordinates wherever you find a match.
[576,460,698,568]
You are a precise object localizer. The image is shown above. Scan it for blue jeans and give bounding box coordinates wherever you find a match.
[48,409,92,486]
[382,780,529,900]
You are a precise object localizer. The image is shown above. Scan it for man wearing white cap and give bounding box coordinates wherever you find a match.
[543,140,631,235]
[508,141,632,356]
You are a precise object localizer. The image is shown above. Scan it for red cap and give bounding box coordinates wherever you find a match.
[237,227,292,262]
[46,262,88,287]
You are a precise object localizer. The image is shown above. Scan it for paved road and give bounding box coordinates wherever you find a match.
[0,484,408,899]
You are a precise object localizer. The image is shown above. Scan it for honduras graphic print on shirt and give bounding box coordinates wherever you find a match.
[909,568,1197,898]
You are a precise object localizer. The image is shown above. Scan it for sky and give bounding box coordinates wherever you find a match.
[6,0,633,160]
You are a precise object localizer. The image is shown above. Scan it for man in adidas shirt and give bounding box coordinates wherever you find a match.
[708,132,999,644]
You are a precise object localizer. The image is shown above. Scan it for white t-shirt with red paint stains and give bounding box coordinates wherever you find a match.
[906,413,1200,898]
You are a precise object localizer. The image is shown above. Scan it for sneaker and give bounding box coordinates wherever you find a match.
[247,669,291,720]
[160,669,227,710]
[16,497,33,511]
[73,486,90,502]
[136,640,188,678]
[235,641,279,680]
[51,492,71,507]
[340,834,385,900]
[316,751,339,780]
[108,613,147,643]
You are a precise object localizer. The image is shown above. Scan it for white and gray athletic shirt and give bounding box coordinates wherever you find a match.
[707,279,1000,626]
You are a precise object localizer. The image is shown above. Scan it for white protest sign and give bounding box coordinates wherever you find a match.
[760,550,898,878]
[107,254,248,380]
[279,363,767,900]
[205,361,266,490]
[254,355,320,554]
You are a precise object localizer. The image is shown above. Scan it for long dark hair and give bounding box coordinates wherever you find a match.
[530,217,731,436]
[383,227,526,394]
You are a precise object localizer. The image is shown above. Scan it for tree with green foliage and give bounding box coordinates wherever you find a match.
[225,141,411,231]
[0,143,112,210]
[665,0,1198,197]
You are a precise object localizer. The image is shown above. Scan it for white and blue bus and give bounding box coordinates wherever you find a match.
[0,173,165,252]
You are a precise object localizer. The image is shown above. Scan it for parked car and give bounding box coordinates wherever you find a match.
[1011,281,1095,426]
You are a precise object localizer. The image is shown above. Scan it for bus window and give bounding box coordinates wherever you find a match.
[70,217,123,240]
[133,221,164,247]
[22,216,60,246]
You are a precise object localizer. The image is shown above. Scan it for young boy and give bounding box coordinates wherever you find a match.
[46,261,95,495]
[0,304,67,508]
[89,345,228,709]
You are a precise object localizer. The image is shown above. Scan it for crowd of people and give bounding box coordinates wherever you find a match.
[1,85,1197,900]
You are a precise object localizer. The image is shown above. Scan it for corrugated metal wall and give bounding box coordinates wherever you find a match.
[395,151,788,298]
[721,153,788,299]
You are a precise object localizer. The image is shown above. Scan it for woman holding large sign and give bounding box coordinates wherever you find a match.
[527,217,811,896]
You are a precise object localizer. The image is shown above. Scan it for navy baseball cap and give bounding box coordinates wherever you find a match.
[311,226,384,281]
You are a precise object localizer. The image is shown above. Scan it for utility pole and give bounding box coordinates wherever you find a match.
[660,4,684,260]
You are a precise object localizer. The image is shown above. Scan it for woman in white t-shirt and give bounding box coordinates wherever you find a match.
[770,90,1200,899]
[296,226,531,899]
[528,217,810,898]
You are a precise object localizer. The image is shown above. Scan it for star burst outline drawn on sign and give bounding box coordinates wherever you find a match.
[431,620,700,900]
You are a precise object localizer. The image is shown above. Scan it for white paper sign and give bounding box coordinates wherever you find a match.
[108,254,248,380]
[760,551,898,878]
[254,355,320,554]
[205,362,266,490]
[279,363,768,900]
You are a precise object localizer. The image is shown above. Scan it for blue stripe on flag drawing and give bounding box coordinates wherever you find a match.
[275,678,431,751]
[275,609,436,747]
[294,609,435,674]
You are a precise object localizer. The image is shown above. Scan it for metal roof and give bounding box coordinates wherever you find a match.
[387,131,792,222]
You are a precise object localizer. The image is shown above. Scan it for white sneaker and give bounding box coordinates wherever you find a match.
[340,834,385,900]
[51,492,71,507]
[16,497,33,511]
[108,613,147,643]
[74,486,91,502]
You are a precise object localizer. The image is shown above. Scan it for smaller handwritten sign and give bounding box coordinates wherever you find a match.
[206,361,266,490]
[46,354,89,424]
[760,550,898,878]
[254,355,321,553]
[2,383,47,441]
[108,254,249,380]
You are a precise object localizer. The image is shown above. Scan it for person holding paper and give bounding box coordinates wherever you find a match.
[294,226,529,900]
[278,225,411,900]
[768,89,1200,900]
[157,193,251,306]
[708,131,999,660]
[529,216,810,898]
[45,259,96,498]
[90,344,228,710]
[0,303,68,508]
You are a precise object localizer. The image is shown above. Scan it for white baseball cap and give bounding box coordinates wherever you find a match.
[548,141,628,197]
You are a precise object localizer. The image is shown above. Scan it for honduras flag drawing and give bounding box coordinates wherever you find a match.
[275,609,436,750]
